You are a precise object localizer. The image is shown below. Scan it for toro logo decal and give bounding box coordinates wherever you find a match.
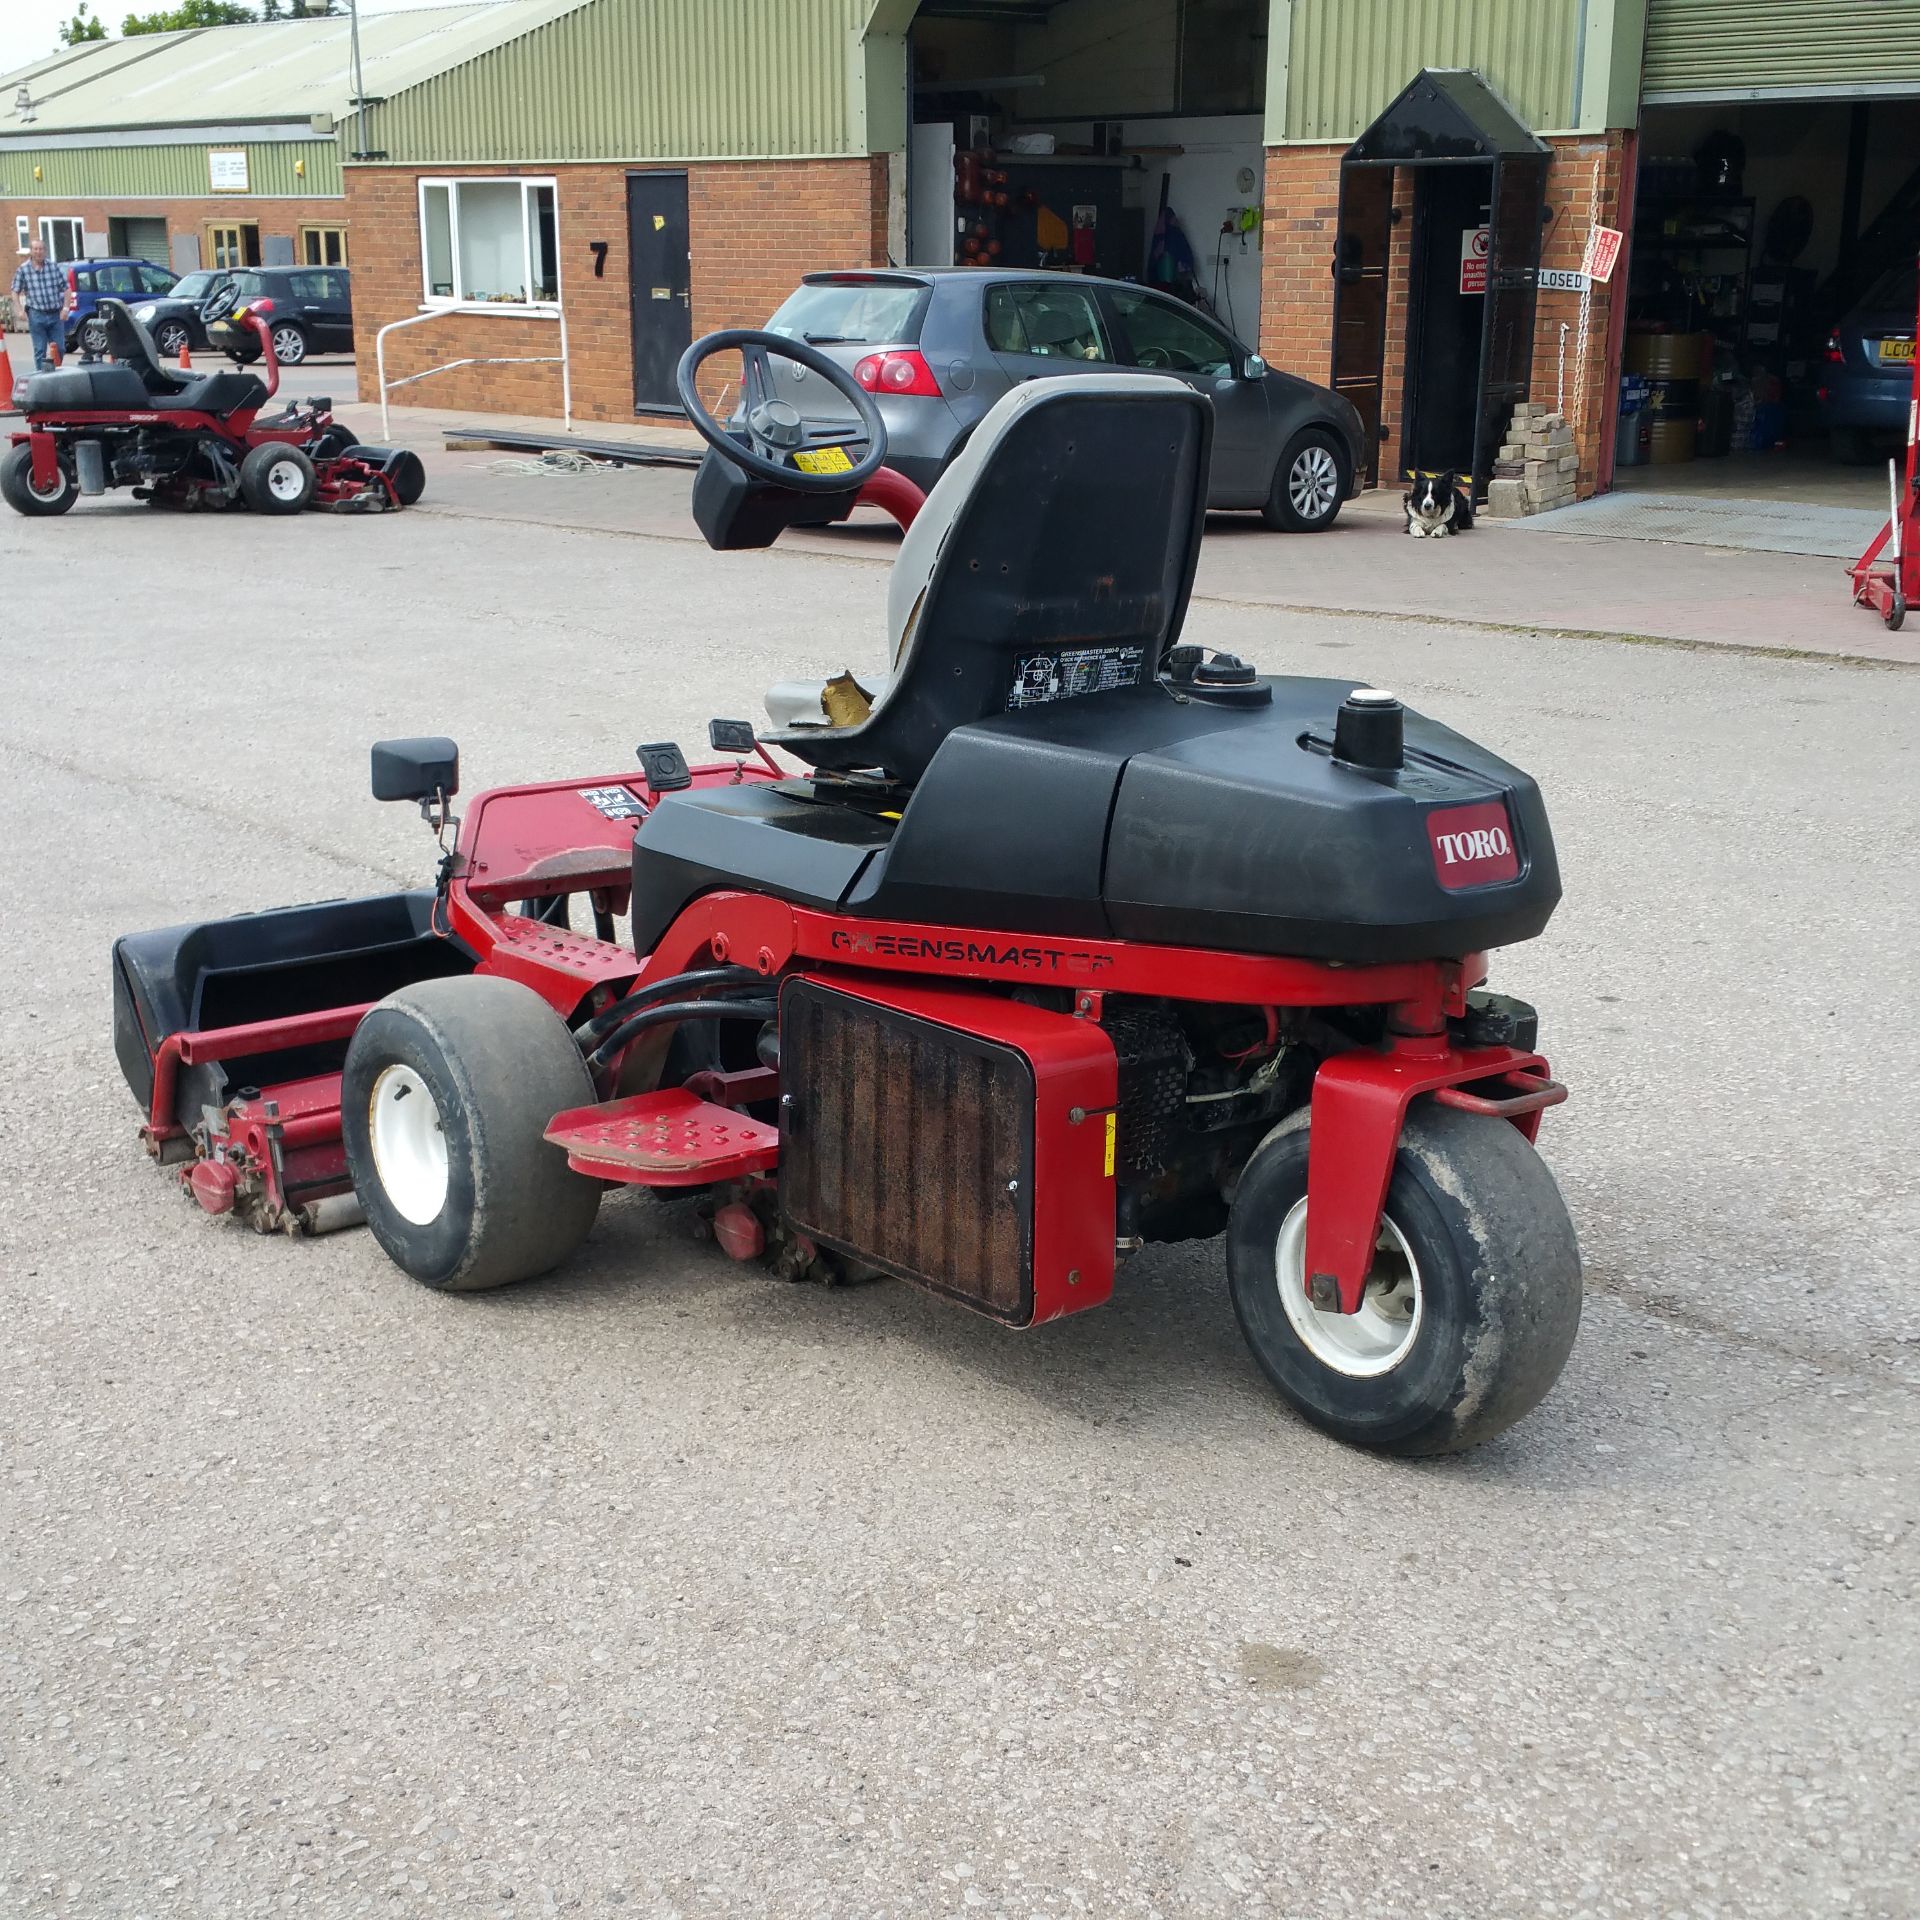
[1427,802,1519,890]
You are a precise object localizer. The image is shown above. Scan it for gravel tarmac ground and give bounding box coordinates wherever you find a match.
[1,493,1916,1920]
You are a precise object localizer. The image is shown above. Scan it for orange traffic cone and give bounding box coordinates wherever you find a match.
[177,339,193,372]
[0,334,17,414]
[47,339,63,369]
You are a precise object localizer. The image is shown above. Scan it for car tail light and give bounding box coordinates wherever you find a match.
[1823,333,1844,365]
[852,348,941,397]
[248,298,276,316]
[66,268,78,291]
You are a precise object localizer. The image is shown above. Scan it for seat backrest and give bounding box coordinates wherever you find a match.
[767,371,1212,782]
[99,297,191,394]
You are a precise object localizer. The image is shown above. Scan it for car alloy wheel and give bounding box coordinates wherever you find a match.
[156,321,190,358]
[80,318,110,355]
[1288,442,1341,522]
[271,324,307,365]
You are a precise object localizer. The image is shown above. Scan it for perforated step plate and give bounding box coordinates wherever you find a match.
[544,1087,778,1187]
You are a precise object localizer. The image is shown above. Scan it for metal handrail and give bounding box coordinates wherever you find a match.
[375,302,571,438]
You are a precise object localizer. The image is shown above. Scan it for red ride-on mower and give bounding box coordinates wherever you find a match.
[3,294,423,518]
[110,329,1581,1456]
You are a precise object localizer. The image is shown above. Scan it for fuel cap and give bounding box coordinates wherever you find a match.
[1193,652,1256,686]
[1333,687,1404,770]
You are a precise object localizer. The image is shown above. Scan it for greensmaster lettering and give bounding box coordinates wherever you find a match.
[828,929,1112,974]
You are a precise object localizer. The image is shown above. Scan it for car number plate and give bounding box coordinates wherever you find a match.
[791,445,854,475]
[1880,338,1915,362]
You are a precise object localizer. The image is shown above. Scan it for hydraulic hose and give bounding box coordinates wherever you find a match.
[585,998,777,1075]
[574,966,767,1046]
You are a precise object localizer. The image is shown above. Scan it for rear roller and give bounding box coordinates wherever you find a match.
[342,976,601,1291]
[1227,1104,1581,1454]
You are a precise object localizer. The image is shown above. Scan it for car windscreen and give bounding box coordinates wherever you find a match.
[171,272,217,301]
[1859,262,1918,319]
[768,280,927,347]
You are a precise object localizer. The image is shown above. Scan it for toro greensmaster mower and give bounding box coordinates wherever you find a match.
[110,329,1581,1456]
[4,295,422,517]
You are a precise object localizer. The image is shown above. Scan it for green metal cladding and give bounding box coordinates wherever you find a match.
[1642,0,1920,99]
[361,0,876,165]
[0,140,340,200]
[1275,0,1583,141]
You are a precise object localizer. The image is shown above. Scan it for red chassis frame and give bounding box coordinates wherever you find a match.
[142,752,1565,1319]
[10,312,404,511]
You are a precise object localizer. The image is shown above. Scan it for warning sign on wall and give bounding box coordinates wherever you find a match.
[1459,225,1490,295]
[1581,225,1624,283]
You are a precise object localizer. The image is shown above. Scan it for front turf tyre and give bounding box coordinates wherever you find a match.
[239,441,316,514]
[1261,427,1348,532]
[342,977,602,1292]
[0,442,78,516]
[1227,1105,1581,1455]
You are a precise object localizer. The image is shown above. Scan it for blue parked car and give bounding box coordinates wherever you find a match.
[1821,261,1916,464]
[62,258,180,357]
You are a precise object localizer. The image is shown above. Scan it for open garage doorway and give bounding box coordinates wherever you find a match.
[1612,93,1920,537]
[904,0,1268,350]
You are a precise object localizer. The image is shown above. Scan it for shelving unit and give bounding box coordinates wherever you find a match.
[1629,193,1756,348]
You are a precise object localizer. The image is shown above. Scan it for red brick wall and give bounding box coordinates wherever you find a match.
[345,156,888,426]
[1260,134,1630,498]
[0,194,350,275]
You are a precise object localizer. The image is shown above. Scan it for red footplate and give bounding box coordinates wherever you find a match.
[544,1088,779,1186]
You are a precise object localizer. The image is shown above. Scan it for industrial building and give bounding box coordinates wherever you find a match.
[7,0,1918,504]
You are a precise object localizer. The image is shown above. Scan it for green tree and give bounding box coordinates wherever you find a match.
[121,0,259,31]
[57,2,109,42]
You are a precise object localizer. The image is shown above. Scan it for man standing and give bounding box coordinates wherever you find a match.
[11,237,74,373]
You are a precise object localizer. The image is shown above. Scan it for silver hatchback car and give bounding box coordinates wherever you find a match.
[765,267,1367,531]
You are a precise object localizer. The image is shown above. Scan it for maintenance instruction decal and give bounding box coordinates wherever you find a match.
[1008,645,1144,709]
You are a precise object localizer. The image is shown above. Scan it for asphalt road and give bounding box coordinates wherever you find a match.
[1,484,1916,1920]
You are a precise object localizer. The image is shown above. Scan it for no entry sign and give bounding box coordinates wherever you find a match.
[1460,225,1490,295]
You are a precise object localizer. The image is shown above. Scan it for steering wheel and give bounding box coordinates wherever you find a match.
[675,328,888,494]
[198,278,241,332]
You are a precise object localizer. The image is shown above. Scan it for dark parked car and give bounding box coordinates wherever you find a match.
[765,268,1367,531]
[1821,261,1916,464]
[129,269,229,359]
[205,266,354,367]
[65,258,178,356]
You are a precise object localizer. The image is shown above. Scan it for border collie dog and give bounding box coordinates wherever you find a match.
[1405,472,1473,537]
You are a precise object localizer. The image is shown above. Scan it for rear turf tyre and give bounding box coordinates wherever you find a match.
[1227,1105,1581,1455]
[0,443,78,516]
[239,441,316,514]
[342,977,601,1292]
[1261,428,1348,532]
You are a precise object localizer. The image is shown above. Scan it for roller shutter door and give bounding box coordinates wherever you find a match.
[119,216,169,270]
[1643,0,1920,103]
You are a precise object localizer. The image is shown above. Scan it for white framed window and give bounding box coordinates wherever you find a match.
[39,216,84,261]
[14,216,28,255]
[418,177,559,309]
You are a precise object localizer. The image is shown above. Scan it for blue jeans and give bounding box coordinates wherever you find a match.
[27,309,63,371]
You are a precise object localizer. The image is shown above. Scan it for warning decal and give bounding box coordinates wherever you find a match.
[578,785,648,820]
[1007,645,1144,709]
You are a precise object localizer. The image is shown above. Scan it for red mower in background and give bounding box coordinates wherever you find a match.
[1849,253,1920,632]
[3,294,422,517]
[110,329,1582,1457]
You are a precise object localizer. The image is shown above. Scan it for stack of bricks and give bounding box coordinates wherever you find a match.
[1484,404,1579,518]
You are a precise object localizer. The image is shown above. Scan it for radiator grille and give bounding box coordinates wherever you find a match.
[780,982,1035,1323]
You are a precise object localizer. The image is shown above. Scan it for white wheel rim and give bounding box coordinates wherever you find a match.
[274,328,304,362]
[1289,444,1339,518]
[266,459,306,502]
[368,1063,449,1226]
[1274,1197,1423,1377]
